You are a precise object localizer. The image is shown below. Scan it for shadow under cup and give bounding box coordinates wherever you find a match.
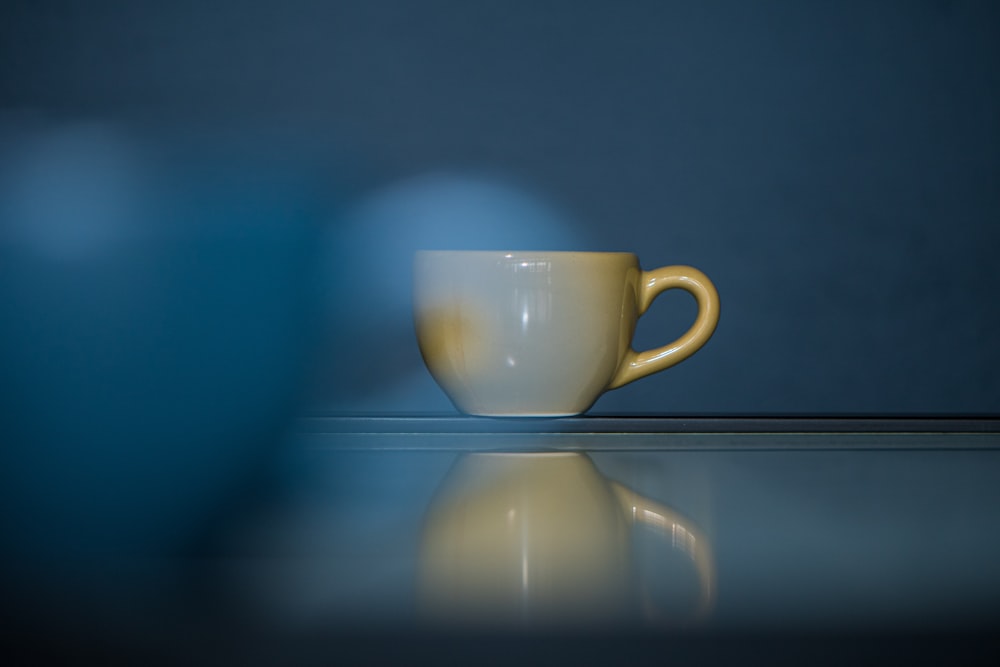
[413,251,719,417]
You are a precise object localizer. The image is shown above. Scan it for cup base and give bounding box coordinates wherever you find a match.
[463,411,582,419]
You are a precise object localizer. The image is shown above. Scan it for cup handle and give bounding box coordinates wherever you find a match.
[610,481,716,622]
[608,265,720,390]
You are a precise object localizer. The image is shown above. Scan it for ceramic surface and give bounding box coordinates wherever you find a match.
[417,451,714,628]
[413,251,719,416]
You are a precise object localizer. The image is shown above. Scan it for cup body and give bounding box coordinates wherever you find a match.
[413,251,640,416]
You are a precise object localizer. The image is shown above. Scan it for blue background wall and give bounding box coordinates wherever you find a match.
[1,3,999,658]
[2,0,998,415]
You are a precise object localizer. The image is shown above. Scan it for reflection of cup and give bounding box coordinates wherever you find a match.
[417,452,714,628]
[413,251,719,417]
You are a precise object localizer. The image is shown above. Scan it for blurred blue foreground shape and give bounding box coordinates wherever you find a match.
[0,117,339,625]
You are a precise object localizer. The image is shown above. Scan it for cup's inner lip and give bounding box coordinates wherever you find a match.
[415,249,636,258]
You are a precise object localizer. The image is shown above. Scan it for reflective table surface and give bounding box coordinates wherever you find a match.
[289,418,1000,627]
[10,417,1000,664]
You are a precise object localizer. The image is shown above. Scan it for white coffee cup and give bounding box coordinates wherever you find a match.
[413,251,720,416]
[417,451,715,628]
